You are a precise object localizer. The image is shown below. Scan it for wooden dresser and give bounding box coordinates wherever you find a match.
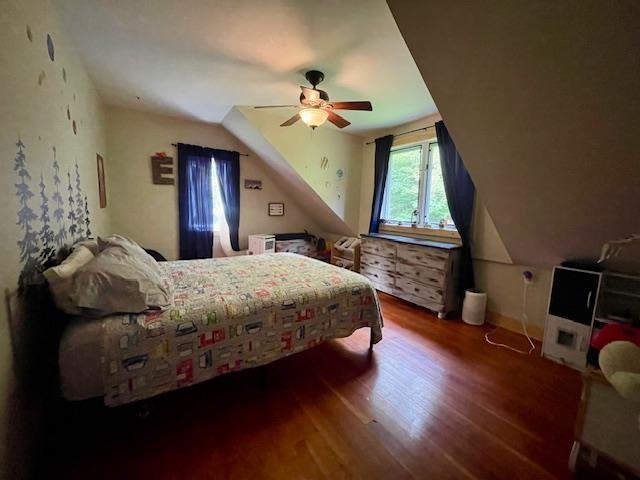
[360,233,462,318]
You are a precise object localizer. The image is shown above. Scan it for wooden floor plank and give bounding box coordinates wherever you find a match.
[48,292,581,479]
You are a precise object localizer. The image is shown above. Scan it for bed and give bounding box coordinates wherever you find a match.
[59,252,383,406]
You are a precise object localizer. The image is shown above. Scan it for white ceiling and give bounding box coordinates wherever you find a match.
[54,0,437,135]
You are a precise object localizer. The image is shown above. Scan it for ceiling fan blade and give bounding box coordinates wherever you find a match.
[280,113,301,127]
[254,105,299,109]
[329,101,373,111]
[300,86,320,102]
[326,110,351,128]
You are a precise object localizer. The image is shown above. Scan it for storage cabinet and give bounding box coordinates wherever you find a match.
[549,267,600,326]
[542,266,603,369]
[360,233,461,318]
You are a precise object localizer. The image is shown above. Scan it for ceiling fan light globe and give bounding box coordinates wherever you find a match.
[299,108,328,128]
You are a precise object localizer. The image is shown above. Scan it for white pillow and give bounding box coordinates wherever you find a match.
[75,238,99,255]
[71,236,173,314]
[96,234,141,254]
[43,246,95,314]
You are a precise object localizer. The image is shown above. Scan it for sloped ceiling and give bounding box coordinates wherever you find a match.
[387,1,640,269]
[233,108,363,231]
[223,107,355,236]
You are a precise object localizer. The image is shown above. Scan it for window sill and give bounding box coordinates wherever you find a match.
[380,224,461,241]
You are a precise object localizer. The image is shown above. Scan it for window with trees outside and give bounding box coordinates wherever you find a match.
[381,141,456,231]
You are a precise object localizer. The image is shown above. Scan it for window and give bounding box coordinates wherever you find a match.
[210,161,228,232]
[381,141,454,230]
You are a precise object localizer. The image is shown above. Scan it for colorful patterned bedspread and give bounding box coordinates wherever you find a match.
[102,253,383,406]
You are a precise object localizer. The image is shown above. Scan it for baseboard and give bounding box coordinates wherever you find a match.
[486,311,544,341]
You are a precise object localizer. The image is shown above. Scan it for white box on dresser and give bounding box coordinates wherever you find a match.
[360,233,462,318]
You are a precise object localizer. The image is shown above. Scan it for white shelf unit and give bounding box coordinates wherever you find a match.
[543,266,640,370]
[595,271,640,328]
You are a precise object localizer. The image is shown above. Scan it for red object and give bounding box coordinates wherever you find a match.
[296,308,315,322]
[199,332,214,348]
[155,151,167,157]
[281,331,292,352]
[212,328,225,343]
[176,359,193,387]
[591,323,640,351]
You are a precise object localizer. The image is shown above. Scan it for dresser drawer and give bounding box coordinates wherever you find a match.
[332,257,354,270]
[361,263,395,286]
[397,244,448,271]
[361,264,395,294]
[394,277,443,305]
[361,252,395,273]
[361,238,396,260]
[393,290,443,313]
[396,262,445,288]
[371,280,394,295]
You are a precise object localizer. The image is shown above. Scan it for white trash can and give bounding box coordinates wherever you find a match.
[462,289,487,326]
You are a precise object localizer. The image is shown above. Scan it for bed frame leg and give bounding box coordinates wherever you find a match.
[134,401,152,419]
[369,327,374,351]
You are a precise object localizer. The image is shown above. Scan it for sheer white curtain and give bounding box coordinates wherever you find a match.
[211,161,246,257]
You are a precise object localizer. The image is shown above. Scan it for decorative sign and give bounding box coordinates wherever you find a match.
[268,202,284,216]
[244,179,262,190]
[151,156,174,185]
[97,154,107,208]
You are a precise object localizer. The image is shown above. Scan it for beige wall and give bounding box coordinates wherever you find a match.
[107,107,321,260]
[471,198,553,331]
[238,108,363,234]
[473,261,551,334]
[0,0,110,476]
[359,115,552,330]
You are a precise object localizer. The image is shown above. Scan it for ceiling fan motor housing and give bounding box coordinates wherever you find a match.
[257,69,371,129]
[305,70,325,88]
[300,90,329,104]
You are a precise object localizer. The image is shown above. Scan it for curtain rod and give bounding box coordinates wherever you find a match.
[171,143,249,157]
[365,125,436,145]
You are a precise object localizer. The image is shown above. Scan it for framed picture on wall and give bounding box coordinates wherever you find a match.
[268,202,284,216]
[97,154,106,208]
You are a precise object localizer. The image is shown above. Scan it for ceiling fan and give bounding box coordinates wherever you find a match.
[254,70,373,130]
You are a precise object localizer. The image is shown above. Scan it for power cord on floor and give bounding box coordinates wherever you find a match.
[485,274,536,355]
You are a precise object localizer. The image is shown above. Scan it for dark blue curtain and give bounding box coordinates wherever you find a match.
[178,143,215,260]
[368,135,394,233]
[213,149,241,251]
[435,121,475,291]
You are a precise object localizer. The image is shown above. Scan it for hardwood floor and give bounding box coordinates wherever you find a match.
[49,293,582,479]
